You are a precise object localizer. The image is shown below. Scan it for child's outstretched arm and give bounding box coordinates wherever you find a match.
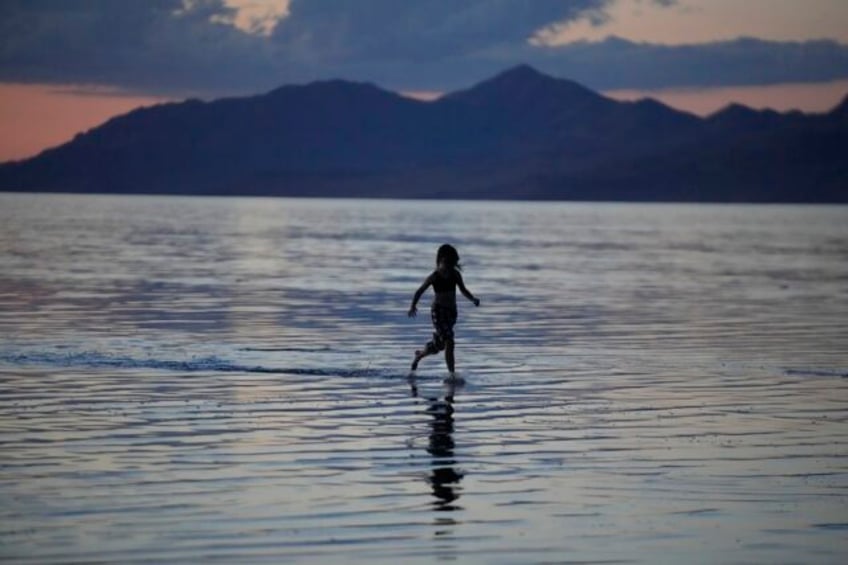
[456,272,481,307]
[408,274,434,317]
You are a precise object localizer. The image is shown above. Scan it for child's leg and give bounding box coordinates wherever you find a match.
[411,335,442,370]
[411,347,429,370]
[440,307,458,374]
[444,339,455,373]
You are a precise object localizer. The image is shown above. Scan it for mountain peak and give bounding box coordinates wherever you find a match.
[444,63,600,109]
[263,77,414,112]
[268,78,385,97]
[494,64,550,81]
[707,102,790,133]
[710,103,760,119]
[475,64,561,92]
[830,93,848,117]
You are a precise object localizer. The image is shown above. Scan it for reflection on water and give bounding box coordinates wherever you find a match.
[410,375,465,512]
[1,194,847,564]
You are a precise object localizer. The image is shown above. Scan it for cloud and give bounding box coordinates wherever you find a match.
[257,0,615,90]
[271,0,607,60]
[214,1,291,37]
[0,0,282,94]
[0,0,612,93]
[532,0,848,46]
[528,37,848,90]
[1,0,847,96]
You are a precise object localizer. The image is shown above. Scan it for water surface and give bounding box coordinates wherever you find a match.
[1,194,847,563]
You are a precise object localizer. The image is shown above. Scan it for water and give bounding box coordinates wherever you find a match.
[1,193,847,563]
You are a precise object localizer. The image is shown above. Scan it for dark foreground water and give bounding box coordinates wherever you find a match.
[1,194,847,563]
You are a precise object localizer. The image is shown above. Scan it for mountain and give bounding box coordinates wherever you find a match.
[1,65,846,202]
[829,94,848,122]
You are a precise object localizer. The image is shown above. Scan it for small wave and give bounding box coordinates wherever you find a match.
[784,368,848,379]
[238,346,335,353]
[1,350,276,373]
[813,523,848,531]
[0,350,398,379]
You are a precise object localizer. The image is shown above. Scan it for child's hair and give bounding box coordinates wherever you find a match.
[436,244,462,271]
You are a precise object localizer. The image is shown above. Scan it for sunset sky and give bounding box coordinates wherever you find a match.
[2,0,848,161]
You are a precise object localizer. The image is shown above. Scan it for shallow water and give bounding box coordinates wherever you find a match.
[1,194,847,563]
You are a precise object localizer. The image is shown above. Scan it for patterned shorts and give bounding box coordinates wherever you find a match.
[425,305,458,354]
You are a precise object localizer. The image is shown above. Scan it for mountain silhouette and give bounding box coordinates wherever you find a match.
[1,65,845,201]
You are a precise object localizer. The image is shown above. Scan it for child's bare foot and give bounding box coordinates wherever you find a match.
[411,350,423,370]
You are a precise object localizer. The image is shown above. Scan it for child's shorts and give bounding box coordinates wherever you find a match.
[425,305,458,354]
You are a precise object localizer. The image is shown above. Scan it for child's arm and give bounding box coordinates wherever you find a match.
[456,272,480,307]
[408,274,434,317]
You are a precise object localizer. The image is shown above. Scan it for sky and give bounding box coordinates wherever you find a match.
[1,0,848,161]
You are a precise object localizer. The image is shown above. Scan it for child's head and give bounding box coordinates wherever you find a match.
[436,244,461,270]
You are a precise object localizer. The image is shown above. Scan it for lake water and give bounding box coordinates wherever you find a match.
[1,193,847,564]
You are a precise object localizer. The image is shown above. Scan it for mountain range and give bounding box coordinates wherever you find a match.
[1,65,846,202]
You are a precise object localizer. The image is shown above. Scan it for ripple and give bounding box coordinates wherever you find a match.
[2,195,847,563]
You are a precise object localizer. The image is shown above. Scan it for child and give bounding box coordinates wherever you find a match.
[408,244,480,375]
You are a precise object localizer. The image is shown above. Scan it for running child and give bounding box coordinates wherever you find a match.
[408,244,480,375]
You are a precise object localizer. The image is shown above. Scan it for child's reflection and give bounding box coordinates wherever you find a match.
[409,375,464,511]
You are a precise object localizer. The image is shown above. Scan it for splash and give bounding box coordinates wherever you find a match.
[0,348,394,378]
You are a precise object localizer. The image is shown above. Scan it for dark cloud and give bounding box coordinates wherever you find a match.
[527,37,848,90]
[0,1,847,96]
[0,0,282,94]
[272,0,607,61]
[261,0,614,90]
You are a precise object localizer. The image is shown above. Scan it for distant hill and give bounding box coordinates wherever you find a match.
[1,65,846,202]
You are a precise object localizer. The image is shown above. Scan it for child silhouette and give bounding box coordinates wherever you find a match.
[408,244,480,376]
